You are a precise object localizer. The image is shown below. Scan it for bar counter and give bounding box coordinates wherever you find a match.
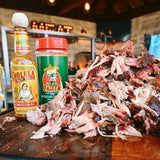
[0,111,160,160]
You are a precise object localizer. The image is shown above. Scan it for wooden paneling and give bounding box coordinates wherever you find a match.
[0,0,160,21]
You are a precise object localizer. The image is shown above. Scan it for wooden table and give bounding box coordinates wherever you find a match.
[0,111,160,160]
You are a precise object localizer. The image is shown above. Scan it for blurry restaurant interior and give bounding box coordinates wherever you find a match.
[0,0,160,75]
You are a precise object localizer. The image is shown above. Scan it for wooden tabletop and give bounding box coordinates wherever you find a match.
[0,111,160,160]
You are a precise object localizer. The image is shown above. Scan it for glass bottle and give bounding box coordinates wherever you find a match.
[11,13,38,119]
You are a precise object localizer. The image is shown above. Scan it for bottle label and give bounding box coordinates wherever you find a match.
[42,65,61,92]
[15,30,30,54]
[37,55,68,105]
[11,64,38,115]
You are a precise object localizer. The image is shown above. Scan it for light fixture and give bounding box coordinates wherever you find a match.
[108,29,112,36]
[47,0,56,6]
[84,1,91,12]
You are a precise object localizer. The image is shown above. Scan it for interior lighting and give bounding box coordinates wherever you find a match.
[47,0,56,5]
[84,1,91,12]
[108,29,112,36]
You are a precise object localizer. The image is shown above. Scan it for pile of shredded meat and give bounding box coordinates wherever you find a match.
[27,40,160,139]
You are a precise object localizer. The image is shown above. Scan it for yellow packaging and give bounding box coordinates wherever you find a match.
[11,13,39,118]
[11,64,38,115]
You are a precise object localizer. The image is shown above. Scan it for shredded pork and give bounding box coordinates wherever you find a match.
[27,40,160,139]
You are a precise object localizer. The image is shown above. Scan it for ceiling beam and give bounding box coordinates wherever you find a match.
[58,0,96,16]
[97,0,160,22]
[0,0,160,22]
[104,0,115,13]
[58,1,83,16]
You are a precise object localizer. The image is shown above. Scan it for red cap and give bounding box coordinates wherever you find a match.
[36,37,68,50]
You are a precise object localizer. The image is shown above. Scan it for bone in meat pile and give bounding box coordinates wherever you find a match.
[27,40,160,139]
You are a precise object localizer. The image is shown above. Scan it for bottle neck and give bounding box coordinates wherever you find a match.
[14,27,31,55]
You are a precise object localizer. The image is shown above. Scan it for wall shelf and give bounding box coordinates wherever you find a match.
[0,26,96,86]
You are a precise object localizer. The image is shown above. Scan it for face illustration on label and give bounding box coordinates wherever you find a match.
[42,65,61,92]
[18,83,33,102]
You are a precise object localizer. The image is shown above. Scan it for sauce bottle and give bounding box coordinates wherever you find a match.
[36,37,68,105]
[11,12,38,118]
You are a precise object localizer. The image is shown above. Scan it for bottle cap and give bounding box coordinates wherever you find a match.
[12,12,29,28]
[36,37,68,50]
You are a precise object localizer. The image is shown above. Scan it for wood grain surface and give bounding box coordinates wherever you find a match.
[0,111,160,160]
